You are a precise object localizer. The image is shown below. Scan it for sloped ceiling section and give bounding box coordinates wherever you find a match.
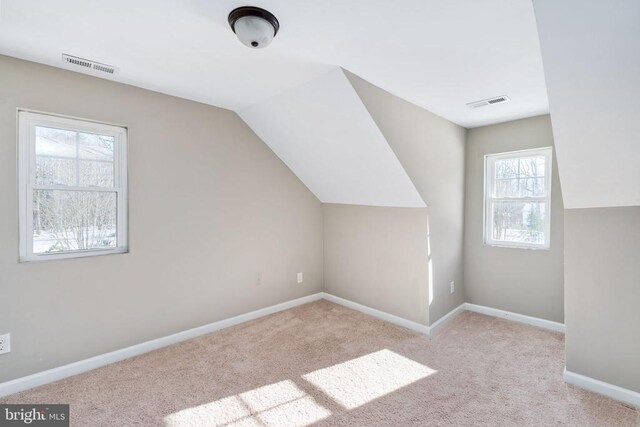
[239,68,425,208]
[534,0,640,209]
[0,0,548,128]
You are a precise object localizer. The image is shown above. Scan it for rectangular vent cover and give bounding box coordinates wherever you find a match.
[62,54,118,75]
[467,95,510,109]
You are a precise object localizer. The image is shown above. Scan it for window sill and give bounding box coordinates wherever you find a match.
[484,242,550,251]
[19,247,129,263]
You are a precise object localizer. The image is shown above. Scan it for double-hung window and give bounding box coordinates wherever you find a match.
[18,111,128,261]
[484,147,552,249]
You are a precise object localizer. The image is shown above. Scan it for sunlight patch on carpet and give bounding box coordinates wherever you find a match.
[164,380,331,427]
[302,349,436,409]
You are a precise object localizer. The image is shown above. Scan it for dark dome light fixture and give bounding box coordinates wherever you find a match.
[228,6,280,49]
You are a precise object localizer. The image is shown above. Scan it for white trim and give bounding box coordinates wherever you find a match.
[321,293,430,335]
[428,303,466,336]
[484,147,553,250]
[0,293,323,398]
[564,369,640,408]
[17,110,129,262]
[0,295,570,399]
[464,303,565,333]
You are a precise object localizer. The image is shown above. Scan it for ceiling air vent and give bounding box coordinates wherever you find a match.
[467,95,510,109]
[62,54,118,75]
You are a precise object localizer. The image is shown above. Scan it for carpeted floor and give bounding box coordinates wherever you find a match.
[2,300,638,426]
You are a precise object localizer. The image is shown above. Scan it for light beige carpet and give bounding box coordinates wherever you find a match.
[2,300,638,426]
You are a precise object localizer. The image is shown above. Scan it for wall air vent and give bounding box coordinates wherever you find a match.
[467,95,510,109]
[62,54,118,75]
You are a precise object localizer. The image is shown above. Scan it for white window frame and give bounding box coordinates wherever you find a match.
[484,147,553,250]
[18,110,128,262]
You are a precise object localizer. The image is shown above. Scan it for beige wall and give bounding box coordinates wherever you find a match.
[564,207,640,392]
[323,204,429,324]
[464,115,564,322]
[346,72,466,324]
[0,55,324,383]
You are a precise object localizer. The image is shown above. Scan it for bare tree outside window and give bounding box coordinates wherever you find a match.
[32,126,118,254]
[19,112,127,261]
[485,148,552,249]
[34,190,116,253]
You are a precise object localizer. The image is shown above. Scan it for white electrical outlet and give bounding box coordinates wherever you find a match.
[297,272,303,284]
[450,281,455,294]
[0,333,10,355]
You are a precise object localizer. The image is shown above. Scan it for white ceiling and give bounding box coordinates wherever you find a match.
[534,0,640,209]
[240,68,425,207]
[0,0,548,128]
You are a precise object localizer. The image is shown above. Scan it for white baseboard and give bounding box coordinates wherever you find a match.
[464,303,565,333]
[321,293,430,335]
[564,369,640,408]
[428,303,466,336]
[0,292,324,398]
[0,293,569,399]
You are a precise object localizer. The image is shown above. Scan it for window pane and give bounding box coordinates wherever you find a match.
[494,179,519,197]
[36,157,76,186]
[79,160,114,187]
[492,201,546,245]
[518,156,545,178]
[495,159,518,179]
[493,155,547,198]
[35,126,76,158]
[519,177,545,197]
[32,190,117,254]
[78,132,114,161]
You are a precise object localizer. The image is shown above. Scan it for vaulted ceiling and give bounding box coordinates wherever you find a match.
[239,68,425,207]
[533,0,640,209]
[0,0,548,128]
[4,0,633,210]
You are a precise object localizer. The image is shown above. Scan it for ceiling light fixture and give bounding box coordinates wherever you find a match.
[228,6,279,49]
